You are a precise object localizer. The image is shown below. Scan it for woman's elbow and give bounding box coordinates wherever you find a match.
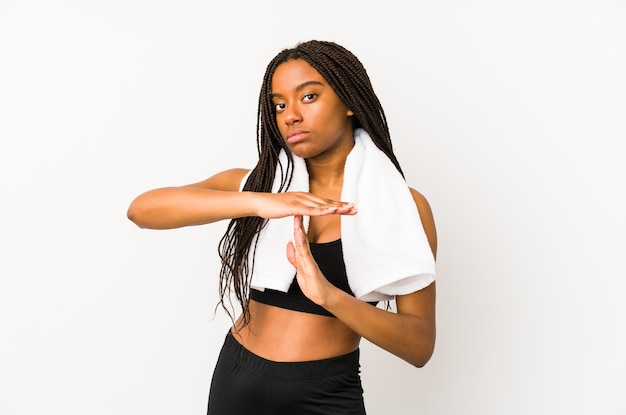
[127,196,150,228]
[411,352,433,368]
[409,347,435,368]
[406,343,433,367]
[127,205,142,227]
[407,332,436,368]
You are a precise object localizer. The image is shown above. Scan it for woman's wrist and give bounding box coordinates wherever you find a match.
[246,191,265,218]
[320,284,349,311]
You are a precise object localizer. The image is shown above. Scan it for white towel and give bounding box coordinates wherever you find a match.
[245,128,436,302]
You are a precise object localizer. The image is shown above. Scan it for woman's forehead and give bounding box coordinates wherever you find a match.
[270,59,327,94]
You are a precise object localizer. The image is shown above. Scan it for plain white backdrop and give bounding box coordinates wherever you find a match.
[1,1,624,414]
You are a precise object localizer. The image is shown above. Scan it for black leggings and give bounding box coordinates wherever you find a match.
[207,331,366,415]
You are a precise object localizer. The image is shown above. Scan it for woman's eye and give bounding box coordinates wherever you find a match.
[303,93,317,102]
[274,103,286,112]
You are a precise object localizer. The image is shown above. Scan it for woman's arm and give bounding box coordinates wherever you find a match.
[286,187,437,367]
[127,168,358,229]
[127,168,251,229]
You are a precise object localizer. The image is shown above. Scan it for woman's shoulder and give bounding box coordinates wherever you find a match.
[408,187,437,258]
[408,187,431,212]
[184,168,250,192]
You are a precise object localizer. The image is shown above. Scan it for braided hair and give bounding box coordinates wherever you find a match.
[216,40,404,325]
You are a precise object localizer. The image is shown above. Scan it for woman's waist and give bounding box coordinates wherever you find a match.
[232,300,361,362]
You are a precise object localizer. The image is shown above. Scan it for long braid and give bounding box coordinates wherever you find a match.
[217,40,404,326]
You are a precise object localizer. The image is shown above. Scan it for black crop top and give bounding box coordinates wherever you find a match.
[249,239,378,317]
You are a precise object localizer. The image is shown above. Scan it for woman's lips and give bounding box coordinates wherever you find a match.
[286,131,308,144]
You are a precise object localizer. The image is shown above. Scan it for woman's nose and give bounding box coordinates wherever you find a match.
[283,104,302,124]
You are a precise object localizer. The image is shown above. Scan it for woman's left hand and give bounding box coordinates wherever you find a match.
[286,215,336,306]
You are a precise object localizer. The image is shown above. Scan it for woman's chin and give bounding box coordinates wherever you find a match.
[287,143,319,159]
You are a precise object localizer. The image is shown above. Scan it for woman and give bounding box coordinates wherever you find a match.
[127,40,437,414]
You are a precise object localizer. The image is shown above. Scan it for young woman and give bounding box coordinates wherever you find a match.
[127,40,437,415]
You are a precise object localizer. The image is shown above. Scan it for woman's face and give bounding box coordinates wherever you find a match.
[271,59,354,160]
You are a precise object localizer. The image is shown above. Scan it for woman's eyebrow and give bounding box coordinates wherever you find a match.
[271,80,325,99]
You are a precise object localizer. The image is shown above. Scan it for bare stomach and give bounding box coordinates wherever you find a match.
[231,299,361,362]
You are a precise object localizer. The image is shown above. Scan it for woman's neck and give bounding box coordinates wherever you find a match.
[305,139,354,188]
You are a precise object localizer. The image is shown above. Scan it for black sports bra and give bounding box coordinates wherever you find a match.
[250,239,378,317]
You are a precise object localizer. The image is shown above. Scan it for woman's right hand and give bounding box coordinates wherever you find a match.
[253,192,357,219]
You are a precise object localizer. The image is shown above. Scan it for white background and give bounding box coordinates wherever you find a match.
[1,1,624,414]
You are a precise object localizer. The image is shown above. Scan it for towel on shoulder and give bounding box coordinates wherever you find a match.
[242,128,436,302]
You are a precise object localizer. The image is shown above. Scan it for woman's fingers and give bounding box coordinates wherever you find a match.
[302,195,357,216]
[286,240,296,267]
[286,216,310,279]
[290,215,316,270]
[286,215,308,265]
[293,215,308,249]
[330,203,358,215]
[255,192,357,218]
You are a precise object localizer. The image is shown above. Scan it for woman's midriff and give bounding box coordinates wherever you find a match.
[231,299,361,362]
